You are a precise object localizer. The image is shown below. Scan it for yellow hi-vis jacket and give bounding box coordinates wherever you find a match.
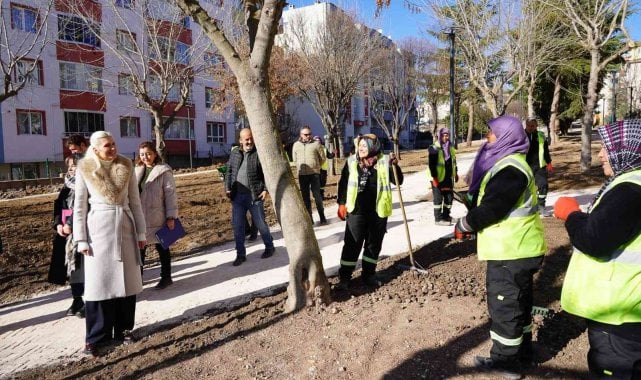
[561,170,641,325]
[534,131,546,169]
[345,153,393,218]
[476,153,547,260]
[427,141,457,182]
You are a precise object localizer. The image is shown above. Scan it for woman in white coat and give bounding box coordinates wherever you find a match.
[74,131,146,356]
[135,141,178,290]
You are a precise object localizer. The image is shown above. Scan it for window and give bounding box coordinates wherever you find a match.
[205,87,214,108]
[60,62,103,92]
[17,110,45,135]
[206,122,225,143]
[120,117,140,137]
[164,118,193,139]
[14,60,43,86]
[149,36,190,64]
[148,75,191,102]
[115,0,133,9]
[64,111,104,135]
[11,4,38,33]
[203,52,222,67]
[118,74,134,95]
[58,15,100,47]
[116,30,137,52]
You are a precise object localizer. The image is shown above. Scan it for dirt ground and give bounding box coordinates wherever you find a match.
[3,135,607,379]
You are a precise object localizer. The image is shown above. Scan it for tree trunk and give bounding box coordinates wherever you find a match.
[238,76,330,312]
[527,81,536,119]
[580,49,600,172]
[549,73,561,146]
[152,110,167,162]
[466,99,474,147]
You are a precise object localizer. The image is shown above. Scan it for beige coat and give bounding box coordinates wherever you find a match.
[135,164,178,244]
[74,155,146,301]
[292,140,326,175]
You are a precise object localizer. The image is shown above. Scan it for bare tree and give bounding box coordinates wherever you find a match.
[370,41,418,157]
[0,0,53,103]
[174,0,333,312]
[538,0,632,171]
[64,0,217,160]
[284,8,387,158]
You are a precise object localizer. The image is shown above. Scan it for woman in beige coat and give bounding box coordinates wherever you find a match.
[74,131,146,356]
[135,141,178,290]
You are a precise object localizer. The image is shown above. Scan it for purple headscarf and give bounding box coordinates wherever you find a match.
[438,128,451,161]
[467,115,530,194]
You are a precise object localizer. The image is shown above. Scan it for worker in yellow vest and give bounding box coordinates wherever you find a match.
[455,116,546,379]
[554,119,641,380]
[428,128,458,225]
[525,119,553,213]
[335,134,403,290]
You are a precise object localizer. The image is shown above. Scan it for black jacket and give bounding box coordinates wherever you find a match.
[525,131,551,169]
[466,166,529,231]
[224,147,267,201]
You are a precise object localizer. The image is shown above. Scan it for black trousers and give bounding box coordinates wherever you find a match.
[533,167,548,208]
[85,295,136,345]
[298,174,326,222]
[432,184,453,221]
[587,323,641,380]
[338,213,387,279]
[140,244,172,280]
[319,169,328,197]
[486,256,543,370]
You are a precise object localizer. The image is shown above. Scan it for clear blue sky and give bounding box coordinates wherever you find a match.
[286,1,641,44]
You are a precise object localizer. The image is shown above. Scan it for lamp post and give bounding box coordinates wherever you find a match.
[446,27,457,147]
[611,71,617,123]
[187,106,193,169]
[629,86,634,118]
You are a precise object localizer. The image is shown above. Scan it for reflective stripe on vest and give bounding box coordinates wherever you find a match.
[561,170,641,324]
[345,154,393,218]
[490,330,523,346]
[476,154,547,261]
[321,147,329,170]
[536,131,545,169]
[426,141,457,182]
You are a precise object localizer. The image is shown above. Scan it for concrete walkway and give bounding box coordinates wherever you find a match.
[0,153,597,376]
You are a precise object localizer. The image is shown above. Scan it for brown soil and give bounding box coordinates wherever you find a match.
[5,136,605,379]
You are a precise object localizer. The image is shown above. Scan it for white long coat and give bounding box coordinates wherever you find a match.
[74,155,146,301]
[134,164,178,244]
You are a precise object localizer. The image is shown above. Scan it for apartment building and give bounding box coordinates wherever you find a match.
[0,0,235,180]
[277,2,416,150]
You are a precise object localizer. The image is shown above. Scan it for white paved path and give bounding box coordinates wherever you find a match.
[0,153,596,376]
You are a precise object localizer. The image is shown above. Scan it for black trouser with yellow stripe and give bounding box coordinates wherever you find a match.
[486,256,543,370]
[587,321,641,380]
[338,213,387,280]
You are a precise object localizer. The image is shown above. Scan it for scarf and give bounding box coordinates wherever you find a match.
[64,173,76,191]
[439,128,451,161]
[468,116,530,195]
[589,119,641,210]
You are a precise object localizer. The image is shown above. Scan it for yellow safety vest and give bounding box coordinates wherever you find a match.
[321,147,328,171]
[426,141,457,182]
[476,154,547,260]
[535,131,545,169]
[561,170,641,325]
[345,153,393,218]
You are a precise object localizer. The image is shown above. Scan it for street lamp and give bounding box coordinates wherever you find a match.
[610,71,618,123]
[629,86,634,118]
[445,27,457,147]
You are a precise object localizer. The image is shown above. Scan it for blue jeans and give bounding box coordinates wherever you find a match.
[232,192,274,257]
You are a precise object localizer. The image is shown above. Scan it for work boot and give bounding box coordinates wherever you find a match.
[334,277,351,291]
[261,247,275,259]
[474,356,522,380]
[232,256,246,266]
[362,274,382,288]
[66,298,84,317]
[155,277,173,290]
[435,219,451,226]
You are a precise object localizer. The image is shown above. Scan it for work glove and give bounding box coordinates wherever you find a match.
[431,178,439,188]
[337,204,347,221]
[553,197,580,221]
[546,163,554,174]
[454,217,474,240]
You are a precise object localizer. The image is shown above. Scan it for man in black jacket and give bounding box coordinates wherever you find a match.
[225,128,275,266]
[525,119,553,213]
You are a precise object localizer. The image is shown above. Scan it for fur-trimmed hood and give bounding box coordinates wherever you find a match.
[77,154,133,204]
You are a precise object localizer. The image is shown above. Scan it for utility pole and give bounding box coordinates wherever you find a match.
[187,106,193,169]
[611,72,617,123]
[629,86,634,118]
[446,27,457,147]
